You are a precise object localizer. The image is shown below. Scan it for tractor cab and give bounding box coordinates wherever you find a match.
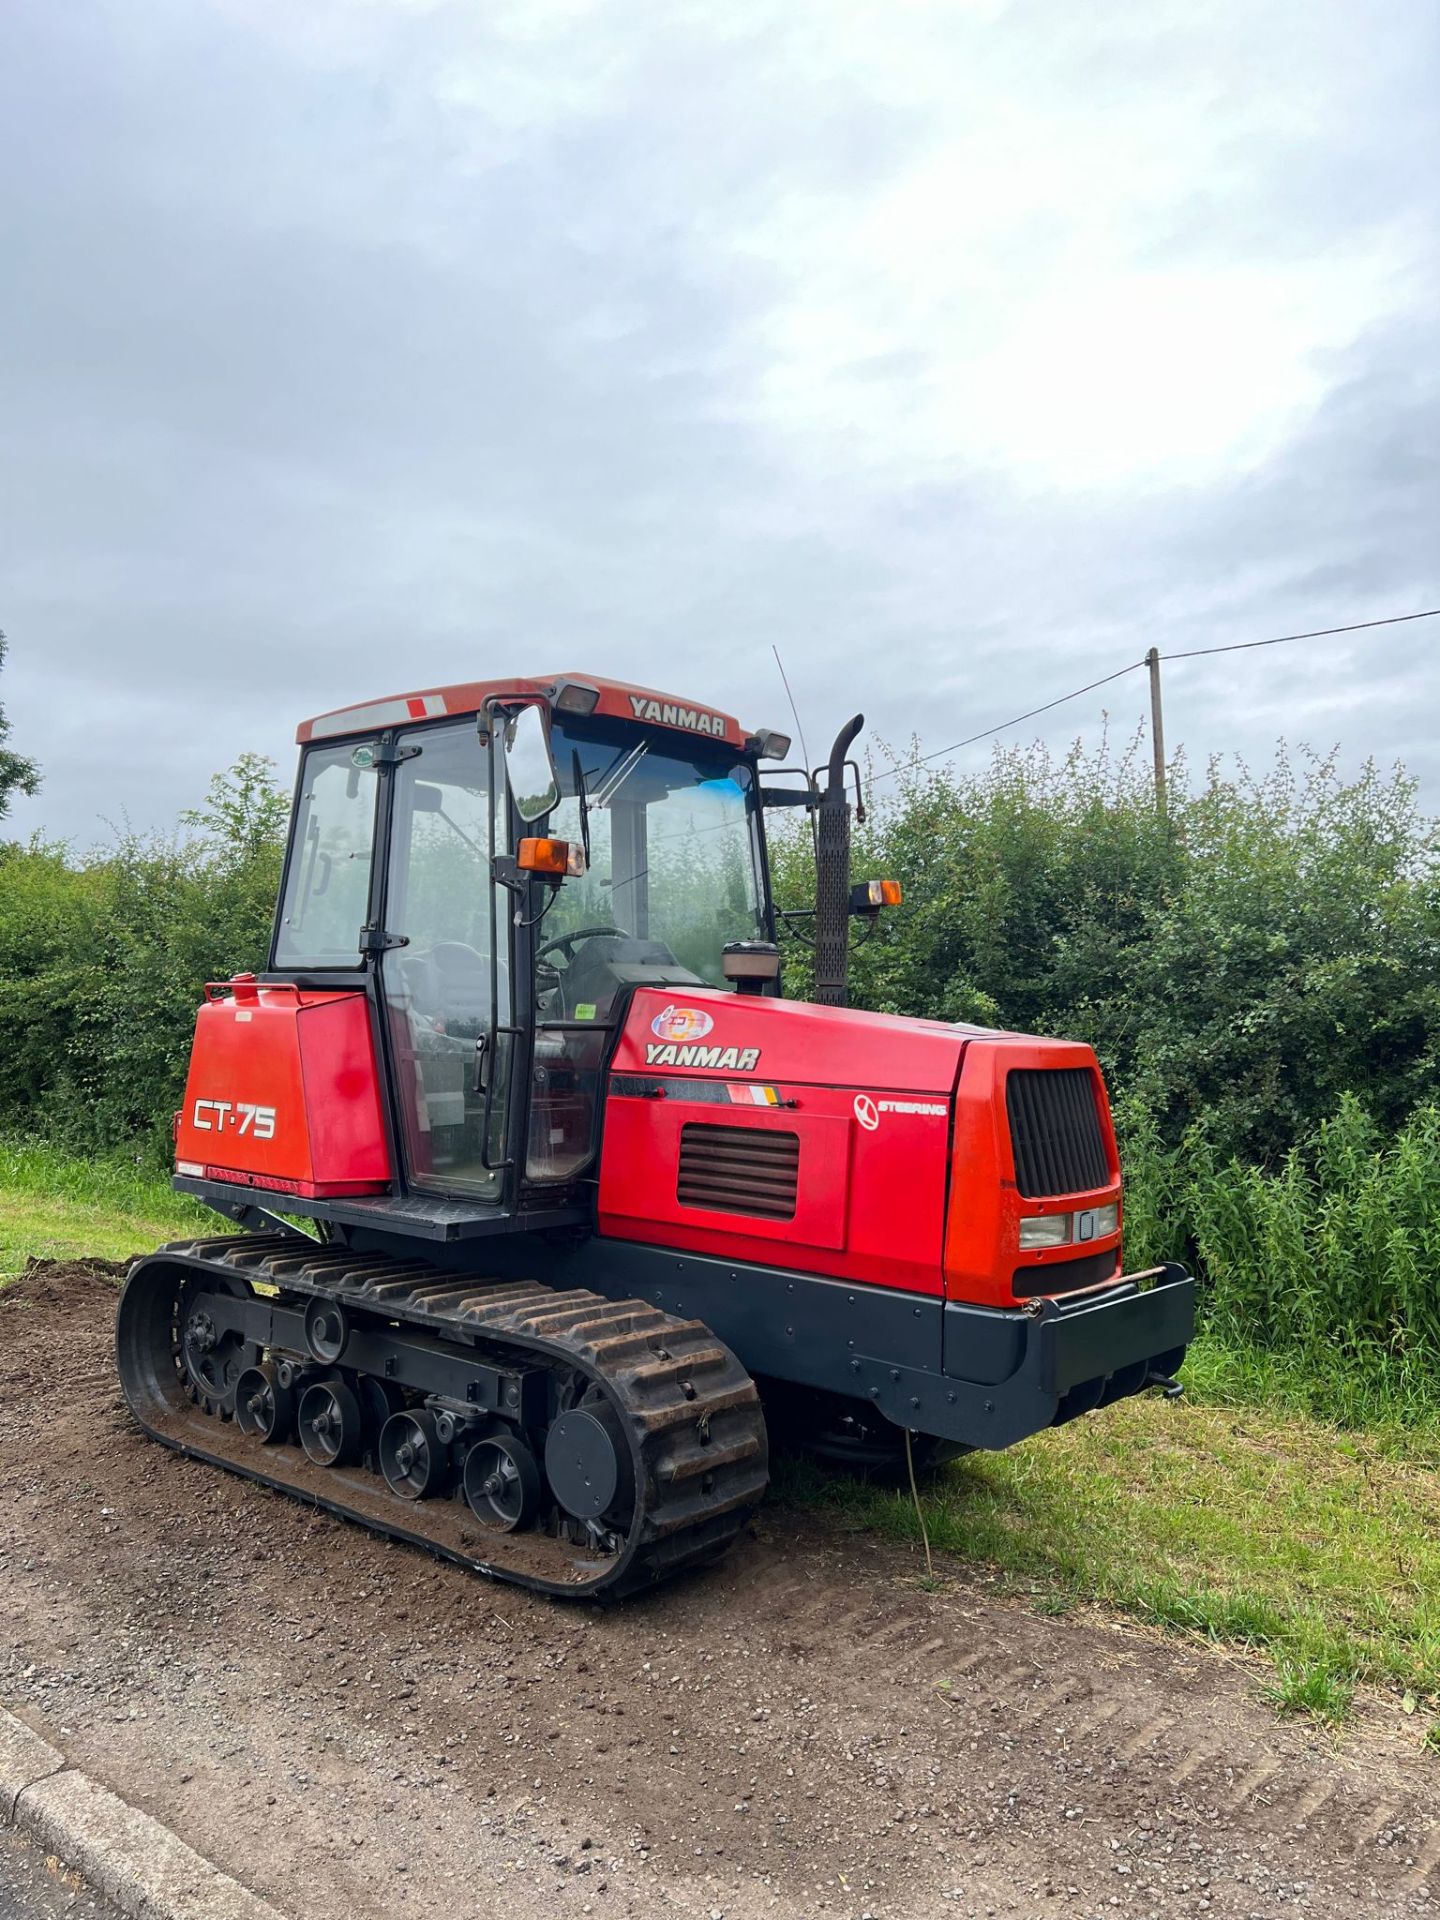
[237,675,791,1219]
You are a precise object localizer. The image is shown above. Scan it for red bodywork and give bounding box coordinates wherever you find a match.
[597,988,1123,1309]
[175,977,1122,1309]
[296,673,751,750]
[174,981,390,1198]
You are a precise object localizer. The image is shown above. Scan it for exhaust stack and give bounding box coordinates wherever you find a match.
[813,714,863,1008]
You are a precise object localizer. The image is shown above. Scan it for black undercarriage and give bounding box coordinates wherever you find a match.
[117,1221,1193,1598]
[116,1234,769,1600]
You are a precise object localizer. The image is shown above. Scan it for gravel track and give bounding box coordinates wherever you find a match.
[1,1262,1435,1920]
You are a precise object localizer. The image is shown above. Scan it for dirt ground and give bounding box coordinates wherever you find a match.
[1,1262,1437,1920]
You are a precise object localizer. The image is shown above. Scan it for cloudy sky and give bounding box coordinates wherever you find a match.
[2,0,1436,844]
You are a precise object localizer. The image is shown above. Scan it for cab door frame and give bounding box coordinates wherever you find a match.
[257,717,575,1232]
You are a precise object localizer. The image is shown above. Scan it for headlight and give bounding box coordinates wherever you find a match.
[1019,1213,1071,1250]
[1019,1201,1119,1250]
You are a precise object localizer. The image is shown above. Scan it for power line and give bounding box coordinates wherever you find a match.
[1161,607,1440,662]
[872,606,1440,786]
[873,659,1145,782]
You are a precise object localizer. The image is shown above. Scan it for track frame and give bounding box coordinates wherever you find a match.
[117,1235,769,1600]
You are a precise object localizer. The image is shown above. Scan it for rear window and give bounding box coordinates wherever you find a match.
[273,742,379,969]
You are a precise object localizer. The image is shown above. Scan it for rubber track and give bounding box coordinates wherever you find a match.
[119,1234,769,1600]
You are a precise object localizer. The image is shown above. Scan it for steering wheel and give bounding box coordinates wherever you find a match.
[534,925,632,969]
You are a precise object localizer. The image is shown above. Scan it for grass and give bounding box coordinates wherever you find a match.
[1181,1323,1440,1436]
[0,1136,210,1282]
[4,1134,1439,1741]
[778,1355,1440,1733]
[1263,1657,1356,1723]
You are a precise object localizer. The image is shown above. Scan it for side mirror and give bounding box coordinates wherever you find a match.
[503,705,560,823]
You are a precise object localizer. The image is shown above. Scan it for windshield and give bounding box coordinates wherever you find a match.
[542,717,767,988]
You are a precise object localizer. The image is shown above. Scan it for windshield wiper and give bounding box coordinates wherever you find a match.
[571,748,592,865]
[590,742,648,809]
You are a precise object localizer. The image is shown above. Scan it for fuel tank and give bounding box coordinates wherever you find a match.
[597,987,1123,1308]
[173,979,391,1198]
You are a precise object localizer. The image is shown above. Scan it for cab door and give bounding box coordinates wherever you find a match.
[381,719,512,1199]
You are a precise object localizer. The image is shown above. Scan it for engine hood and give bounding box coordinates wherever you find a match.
[602,986,1115,1305]
[612,986,986,1095]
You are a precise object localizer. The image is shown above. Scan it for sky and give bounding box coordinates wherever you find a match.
[1,0,1436,846]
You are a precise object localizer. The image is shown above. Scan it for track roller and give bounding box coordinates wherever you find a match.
[356,1374,405,1456]
[378,1410,448,1501]
[463,1432,542,1533]
[298,1378,364,1468]
[234,1362,296,1445]
[304,1298,351,1365]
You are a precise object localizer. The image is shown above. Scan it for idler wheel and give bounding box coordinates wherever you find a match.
[463,1433,541,1533]
[545,1408,624,1522]
[304,1299,351,1365]
[298,1378,364,1468]
[379,1410,448,1501]
[234,1363,296,1445]
[178,1281,260,1417]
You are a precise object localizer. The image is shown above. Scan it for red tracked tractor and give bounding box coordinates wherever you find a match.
[116,674,1195,1598]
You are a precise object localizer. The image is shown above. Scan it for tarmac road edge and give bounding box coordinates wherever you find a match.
[1,1706,288,1920]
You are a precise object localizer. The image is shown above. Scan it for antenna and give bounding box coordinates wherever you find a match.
[771,645,811,773]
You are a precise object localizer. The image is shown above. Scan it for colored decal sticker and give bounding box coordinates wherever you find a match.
[651,1005,715,1043]
[727,1084,779,1106]
[574,1002,597,1021]
[853,1094,880,1132]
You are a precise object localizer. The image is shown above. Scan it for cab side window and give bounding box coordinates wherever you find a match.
[273,743,378,969]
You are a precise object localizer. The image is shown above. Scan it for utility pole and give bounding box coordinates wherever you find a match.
[1145,646,1167,815]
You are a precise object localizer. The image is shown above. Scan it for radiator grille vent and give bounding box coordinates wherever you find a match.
[677,1122,800,1221]
[1005,1068,1110,1198]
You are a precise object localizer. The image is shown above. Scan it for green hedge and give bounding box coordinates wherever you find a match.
[773,736,1440,1165]
[1114,1092,1440,1419]
[4,737,1439,1415]
[0,756,285,1158]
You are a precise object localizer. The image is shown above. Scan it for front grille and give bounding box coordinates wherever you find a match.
[1013,1248,1120,1298]
[1005,1067,1110,1197]
[677,1122,799,1221]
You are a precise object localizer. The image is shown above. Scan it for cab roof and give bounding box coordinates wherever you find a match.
[296,672,751,751]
